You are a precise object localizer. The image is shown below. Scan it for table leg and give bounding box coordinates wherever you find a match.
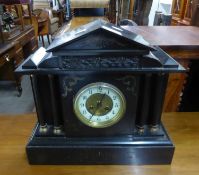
[12,55,23,97]
[16,80,22,97]
[41,35,45,47]
[47,35,51,45]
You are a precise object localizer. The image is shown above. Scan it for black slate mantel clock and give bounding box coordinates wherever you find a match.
[16,20,185,165]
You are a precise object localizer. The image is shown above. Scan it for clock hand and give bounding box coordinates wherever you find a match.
[89,93,106,121]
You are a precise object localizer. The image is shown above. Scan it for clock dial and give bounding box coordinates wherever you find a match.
[73,82,126,128]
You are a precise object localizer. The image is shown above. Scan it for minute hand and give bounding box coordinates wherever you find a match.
[89,93,106,121]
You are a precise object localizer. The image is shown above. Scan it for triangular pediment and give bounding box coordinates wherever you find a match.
[46,20,155,56]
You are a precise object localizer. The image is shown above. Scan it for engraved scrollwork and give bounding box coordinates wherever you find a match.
[62,77,84,97]
[62,56,139,70]
[117,75,137,94]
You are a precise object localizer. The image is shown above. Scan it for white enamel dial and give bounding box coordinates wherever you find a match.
[73,82,126,128]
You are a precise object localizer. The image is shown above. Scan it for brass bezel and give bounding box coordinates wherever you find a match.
[73,82,126,128]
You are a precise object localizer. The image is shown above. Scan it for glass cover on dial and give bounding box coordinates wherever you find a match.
[73,82,126,128]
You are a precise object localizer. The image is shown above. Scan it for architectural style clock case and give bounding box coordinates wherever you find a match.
[16,20,185,165]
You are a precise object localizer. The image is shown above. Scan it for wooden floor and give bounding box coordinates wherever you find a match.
[70,16,108,29]
[0,112,199,175]
[53,16,108,39]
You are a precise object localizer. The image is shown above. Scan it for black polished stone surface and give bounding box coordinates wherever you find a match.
[16,20,185,165]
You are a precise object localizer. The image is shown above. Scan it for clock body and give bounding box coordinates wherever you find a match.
[16,20,185,165]
[59,73,138,137]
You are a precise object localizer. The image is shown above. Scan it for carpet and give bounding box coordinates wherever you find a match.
[0,75,35,114]
[0,32,54,115]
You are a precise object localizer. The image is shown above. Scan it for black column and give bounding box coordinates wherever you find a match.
[136,74,152,129]
[148,73,169,127]
[30,75,46,126]
[48,75,61,133]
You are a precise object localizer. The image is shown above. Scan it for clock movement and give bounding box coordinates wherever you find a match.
[16,20,185,165]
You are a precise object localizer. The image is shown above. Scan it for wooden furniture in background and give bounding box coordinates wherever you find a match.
[128,0,135,19]
[10,25,37,60]
[123,26,199,112]
[31,15,38,47]
[0,25,37,96]
[191,0,199,26]
[52,9,64,27]
[2,3,33,41]
[0,0,30,4]
[32,0,64,26]
[179,60,199,111]
[3,4,25,30]
[33,8,59,47]
[171,0,199,26]
[108,0,116,23]
[0,43,16,80]
[133,0,153,25]
[22,3,33,25]
[0,112,199,174]
[0,42,23,95]
[171,0,186,25]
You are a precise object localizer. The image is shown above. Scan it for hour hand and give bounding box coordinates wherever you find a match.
[90,94,106,120]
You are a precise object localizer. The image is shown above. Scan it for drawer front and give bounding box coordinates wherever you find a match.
[19,28,35,46]
[0,48,15,67]
[15,48,24,66]
[30,36,38,52]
